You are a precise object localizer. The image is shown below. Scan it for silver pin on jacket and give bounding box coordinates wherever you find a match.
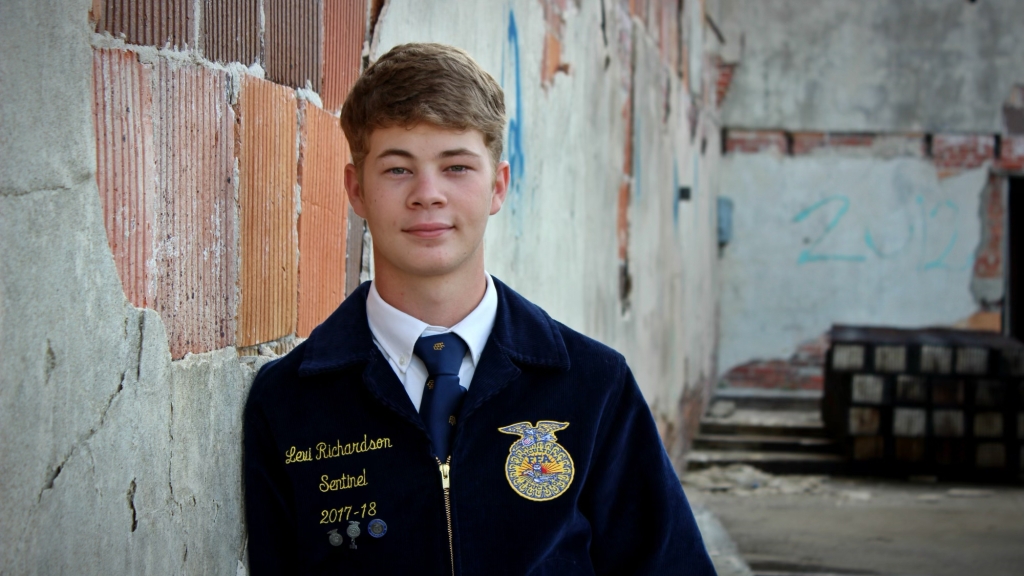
[346,521,361,549]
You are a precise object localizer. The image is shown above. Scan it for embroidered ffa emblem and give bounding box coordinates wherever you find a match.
[498,421,575,502]
[433,342,445,351]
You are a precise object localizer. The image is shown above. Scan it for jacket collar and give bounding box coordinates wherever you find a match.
[297,276,570,377]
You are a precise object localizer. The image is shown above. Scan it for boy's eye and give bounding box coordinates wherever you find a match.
[447,165,469,173]
[386,167,409,175]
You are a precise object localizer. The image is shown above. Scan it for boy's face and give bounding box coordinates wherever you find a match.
[345,123,510,283]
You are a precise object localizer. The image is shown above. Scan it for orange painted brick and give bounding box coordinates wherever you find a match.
[93,48,156,309]
[297,103,350,337]
[151,61,237,358]
[236,76,298,347]
[322,0,367,112]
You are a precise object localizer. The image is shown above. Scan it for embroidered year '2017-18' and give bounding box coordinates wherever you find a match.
[498,421,575,501]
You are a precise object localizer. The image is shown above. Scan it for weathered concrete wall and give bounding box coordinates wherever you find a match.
[719,0,1024,133]
[718,152,988,373]
[0,0,261,572]
[1,0,722,573]
[372,0,722,457]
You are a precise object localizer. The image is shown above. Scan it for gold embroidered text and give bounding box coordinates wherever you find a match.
[316,435,392,461]
[319,470,369,492]
[284,446,313,464]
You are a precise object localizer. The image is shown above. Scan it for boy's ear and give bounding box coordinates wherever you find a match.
[489,160,511,216]
[345,163,367,219]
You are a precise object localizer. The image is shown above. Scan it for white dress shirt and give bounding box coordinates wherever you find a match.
[365,274,498,412]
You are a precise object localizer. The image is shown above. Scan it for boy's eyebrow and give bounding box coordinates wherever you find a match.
[375,148,415,161]
[437,148,481,159]
[374,148,482,162]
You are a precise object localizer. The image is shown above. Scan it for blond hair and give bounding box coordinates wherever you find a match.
[340,43,506,170]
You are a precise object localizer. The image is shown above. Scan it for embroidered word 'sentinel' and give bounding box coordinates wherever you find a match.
[498,421,575,501]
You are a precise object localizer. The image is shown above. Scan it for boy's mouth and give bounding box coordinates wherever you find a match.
[404,223,453,238]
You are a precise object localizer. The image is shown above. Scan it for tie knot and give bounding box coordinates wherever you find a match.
[414,333,468,376]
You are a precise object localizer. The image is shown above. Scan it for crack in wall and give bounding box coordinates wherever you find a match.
[37,377,125,502]
[44,339,57,385]
[127,478,139,532]
[36,313,143,503]
[0,171,94,197]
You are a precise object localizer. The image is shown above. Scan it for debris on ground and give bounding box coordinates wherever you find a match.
[708,400,737,418]
[683,464,828,496]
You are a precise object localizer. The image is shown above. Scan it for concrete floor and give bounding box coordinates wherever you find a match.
[687,473,1024,576]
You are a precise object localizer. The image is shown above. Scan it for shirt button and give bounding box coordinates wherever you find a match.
[399,355,407,365]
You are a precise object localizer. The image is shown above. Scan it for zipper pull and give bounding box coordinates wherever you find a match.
[438,460,451,490]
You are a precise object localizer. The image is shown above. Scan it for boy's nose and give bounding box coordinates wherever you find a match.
[409,173,447,207]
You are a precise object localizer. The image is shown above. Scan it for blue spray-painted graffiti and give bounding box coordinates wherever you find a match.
[792,194,973,271]
[501,11,525,197]
[920,197,969,271]
[791,196,867,264]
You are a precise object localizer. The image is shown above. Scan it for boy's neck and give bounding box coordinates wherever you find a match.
[371,259,488,328]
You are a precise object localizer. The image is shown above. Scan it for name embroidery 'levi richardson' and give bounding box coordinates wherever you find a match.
[498,421,575,502]
[285,435,392,465]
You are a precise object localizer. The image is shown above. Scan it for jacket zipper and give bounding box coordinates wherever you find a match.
[437,456,455,576]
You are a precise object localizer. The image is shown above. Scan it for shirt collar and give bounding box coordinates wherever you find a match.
[365,273,498,373]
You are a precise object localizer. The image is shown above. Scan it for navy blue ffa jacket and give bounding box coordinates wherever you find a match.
[243,278,716,575]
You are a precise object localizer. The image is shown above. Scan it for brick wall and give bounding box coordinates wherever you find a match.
[90,1,366,358]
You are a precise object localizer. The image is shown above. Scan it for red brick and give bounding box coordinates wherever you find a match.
[658,0,680,72]
[93,0,195,49]
[725,130,787,155]
[720,358,824,391]
[715,61,737,108]
[540,0,570,86]
[202,0,260,66]
[297,103,350,338]
[151,61,237,358]
[93,48,156,309]
[264,0,322,91]
[617,181,630,261]
[236,76,298,347]
[322,0,367,112]
[998,135,1024,171]
[932,134,995,169]
[973,174,1005,279]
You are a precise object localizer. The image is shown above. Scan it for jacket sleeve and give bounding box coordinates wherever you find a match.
[242,377,299,575]
[580,360,717,575]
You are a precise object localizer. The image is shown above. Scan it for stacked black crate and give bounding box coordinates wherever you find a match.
[823,325,1024,479]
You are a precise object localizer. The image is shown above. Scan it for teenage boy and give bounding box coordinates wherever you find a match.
[243,43,715,575]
